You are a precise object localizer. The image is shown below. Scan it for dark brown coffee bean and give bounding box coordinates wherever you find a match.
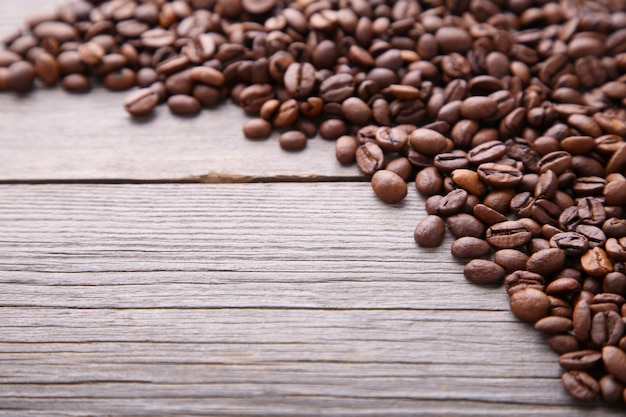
[505,270,545,295]
[550,232,589,256]
[414,215,446,248]
[463,259,505,285]
[355,142,385,175]
[591,311,624,346]
[319,119,348,141]
[451,237,490,259]
[486,220,532,249]
[103,68,136,91]
[371,170,407,204]
[438,188,468,216]
[605,180,626,206]
[242,118,272,140]
[494,249,528,273]
[559,350,602,371]
[409,128,450,156]
[8,60,35,93]
[435,26,472,54]
[415,167,443,197]
[562,371,600,402]
[61,73,91,93]
[283,62,315,100]
[433,151,469,173]
[599,374,625,404]
[526,248,566,276]
[473,203,508,225]
[374,127,408,153]
[279,131,307,151]
[477,163,523,188]
[446,213,485,239]
[468,140,507,165]
[335,135,358,165]
[460,96,498,120]
[32,21,78,43]
[603,346,626,384]
[167,94,201,116]
[535,316,574,335]
[509,287,551,323]
[342,97,372,126]
[124,88,159,116]
[548,334,581,355]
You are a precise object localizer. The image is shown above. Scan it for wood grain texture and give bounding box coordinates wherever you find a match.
[0,1,361,183]
[0,183,624,416]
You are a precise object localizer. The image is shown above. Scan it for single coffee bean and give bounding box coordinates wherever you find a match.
[460,96,498,120]
[473,203,508,225]
[414,215,446,248]
[603,346,626,384]
[550,232,589,256]
[450,169,486,196]
[446,213,485,239]
[591,311,624,347]
[486,220,532,249]
[61,73,91,93]
[562,371,600,402]
[335,135,358,165]
[415,167,443,197]
[548,334,581,355]
[451,236,490,259]
[546,277,581,296]
[123,88,159,117]
[509,287,551,323]
[463,259,505,285]
[526,248,566,276]
[477,162,523,188]
[371,170,407,204]
[599,374,625,404]
[242,118,272,140]
[279,130,307,151]
[409,128,450,156]
[438,188,468,216]
[468,140,507,165]
[375,126,408,153]
[581,247,614,277]
[355,142,385,175]
[7,60,35,93]
[494,249,529,273]
[167,94,201,116]
[505,270,546,295]
[535,316,574,334]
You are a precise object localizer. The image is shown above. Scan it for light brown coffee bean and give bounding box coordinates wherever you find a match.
[414,215,446,248]
[371,170,407,204]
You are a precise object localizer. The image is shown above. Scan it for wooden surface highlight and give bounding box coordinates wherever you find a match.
[1,1,625,416]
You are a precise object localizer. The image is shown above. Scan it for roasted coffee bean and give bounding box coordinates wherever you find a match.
[477,163,523,188]
[591,311,624,346]
[371,170,407,204]
[61,73,91,93]
[550,232,589,256]
[486,221,532,249]
[242,118,272,139]
[509,287,551,323]
[464,259,505,285]
[599,374,625,404]
[573,299,592,343]
[335,135,358,165]
[415,167,443,197]
[505,270,545,295]
[603,346,626,384]
[451,236,490,259]
[279,130,307,151]
[473,203,508,225]
[438,188,468,216]
[546,277,581,296]
[494,249,529,273]
[446,213,485,239]
[123,88,159,117]
[355,142,385,175]
[548,334,581,355]
[414,215,446,248]
[535,316,574,335]
[7,61,35,93]
[167,94,201,116]
[375,126,408,153]
[526,248,566,276]
[468,140,507,165]
[409,128,450,156]
[562,371,600,402]
[283,62,315,100]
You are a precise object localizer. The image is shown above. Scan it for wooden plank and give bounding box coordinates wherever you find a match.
[0,1,361,182]
[0,183,623,416]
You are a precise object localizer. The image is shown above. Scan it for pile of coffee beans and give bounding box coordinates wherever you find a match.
[2,0,626,405]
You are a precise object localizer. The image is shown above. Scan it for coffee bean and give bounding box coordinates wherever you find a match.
[279,131,307,151]
[61,73,91,93]
[447,213,485,239]
[535,316,573,335]
[451,236,490,259]
[335,135,358,165]
[438,188,468,216]
[494,249,529,273]
[463,259,505,285]
[167,94,201,116]
[562,371,600,402]
[486,221,532,249]
[509,287,551,323]
[371,170,407,204]
[8,60,35,93]
[460,96,498,120]
[603,346,626,384]
[415,167,443,197]
[242,118,272,140]
[414,215,446,248]
[591,310,624,346]
[409,128,450,156]
[355,142,385,175]
[123,88,159,117]
[550,232,589,256]
[477,162,523,188]
[548,334,581,355]
[581,247,614,277]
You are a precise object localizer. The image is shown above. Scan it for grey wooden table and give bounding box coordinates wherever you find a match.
[0,1,624,416]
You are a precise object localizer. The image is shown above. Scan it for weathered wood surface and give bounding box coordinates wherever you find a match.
[0,184,623,416]
[1,1,625,416]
